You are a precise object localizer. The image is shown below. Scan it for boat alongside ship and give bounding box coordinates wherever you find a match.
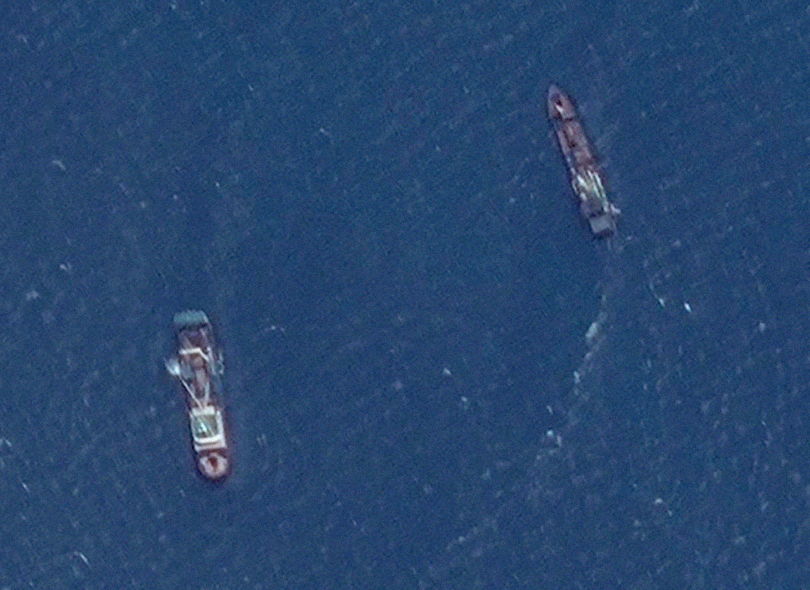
[166,310,230,480]
[547,84,620,237]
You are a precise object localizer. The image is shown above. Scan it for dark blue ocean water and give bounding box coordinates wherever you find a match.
[1,1,809,588]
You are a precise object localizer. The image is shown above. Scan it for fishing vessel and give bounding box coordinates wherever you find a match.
[547,84,620,237]
[166,310,230,480]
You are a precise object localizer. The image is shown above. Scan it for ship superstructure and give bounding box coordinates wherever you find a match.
[547,85,620,237]
[166,310,230,480]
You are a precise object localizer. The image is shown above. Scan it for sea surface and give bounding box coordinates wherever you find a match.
[1,1,809,588]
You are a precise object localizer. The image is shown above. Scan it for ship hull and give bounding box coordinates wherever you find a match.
[547,85,619,237]
[167,311,230,481]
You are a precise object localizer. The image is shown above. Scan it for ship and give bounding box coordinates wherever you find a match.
[166,310,230,480]
[547,84,620,237]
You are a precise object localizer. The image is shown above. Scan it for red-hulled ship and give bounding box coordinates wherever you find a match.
[548,85,620,237]
[166,310,230,480]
